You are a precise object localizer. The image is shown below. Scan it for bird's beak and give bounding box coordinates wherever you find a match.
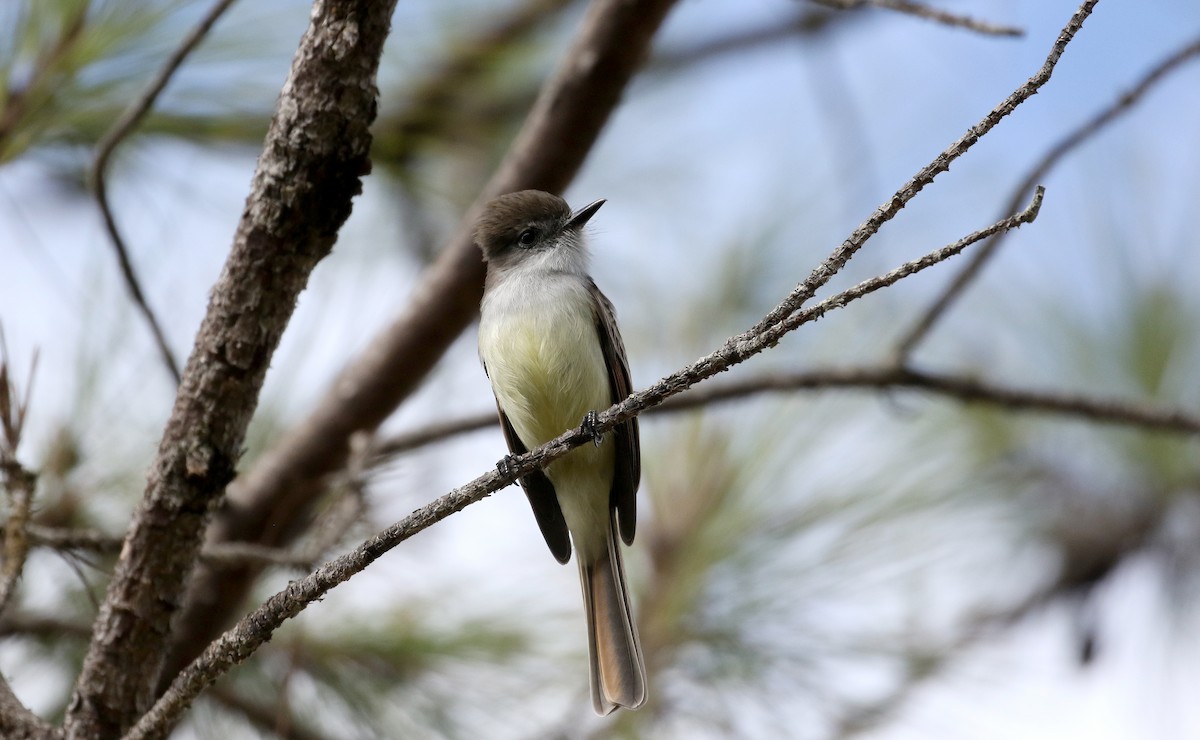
[566,198,606,230]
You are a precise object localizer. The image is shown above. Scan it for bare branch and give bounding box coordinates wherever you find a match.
[127,103,1054,740]
[0,610,93,640]
[653,10,836,72]
[206,686,330,740]
[0,461,34,615]
[0,340,48,739]
[731,1,1094,363]
[0,336,39,616]
[812,0,1024,37]
[65,0,398,735]
[0,675,56,740]
[370,352,1200,472]
[755,188,1043,347]
[893,35,1200,361]
[22,524,309,569]
[163,0,685,694]
[369,414,497,462]
[26,525,121,556]
[672,365,1200,435]
[90,0,240,386]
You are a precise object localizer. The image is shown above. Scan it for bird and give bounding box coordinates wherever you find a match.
[475,189,646,714]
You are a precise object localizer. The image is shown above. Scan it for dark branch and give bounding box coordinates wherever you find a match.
[89,0,241,386]
[64,0,397,736]
[812,0,1024,37]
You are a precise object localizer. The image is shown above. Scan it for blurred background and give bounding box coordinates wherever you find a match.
[2,0,1200,737]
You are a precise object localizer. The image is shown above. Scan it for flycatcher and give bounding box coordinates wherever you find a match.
[475,190,646,714]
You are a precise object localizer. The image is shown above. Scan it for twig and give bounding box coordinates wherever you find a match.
[892,35,1200,362]
[370,355,1200,466]
[0,610,94,640]
[0,336,39,616]
[206,686,330,740]
[369,414,497,462]
[25,524,121,555]
[0,462,34,615]
[671,365,1200,435]
[89,0,241,386]
[731,1,1094,361]
[124,158,1047,740]
[751,188,1043,351]
[0,675,55,740]
[20,522,345,570]
[653,11,834,72]
[66,0,399,736]
[0,346,39,739]
[812,0,1023,37]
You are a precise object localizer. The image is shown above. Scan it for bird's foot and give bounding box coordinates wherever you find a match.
[581,410,603,447]
[497,454,521,479]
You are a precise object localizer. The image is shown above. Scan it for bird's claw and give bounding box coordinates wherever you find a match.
[581,410,603,447]
[497,454,520,479]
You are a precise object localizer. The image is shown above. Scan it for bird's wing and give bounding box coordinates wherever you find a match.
[589,281,641,545]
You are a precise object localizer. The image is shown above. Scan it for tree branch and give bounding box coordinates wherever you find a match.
[161,0,684,695]
[0,676,56,740]
[369,353,1200,471]
[64,0,397,736]
[729,1,1094,364]
[811,0,1023,37]
[90,0,241,386]
[0,337,38,617]
[125,147,1049,740]
[671,365,1200,435]
[892,35,1200,362]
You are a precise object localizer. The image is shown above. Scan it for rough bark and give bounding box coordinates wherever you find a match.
[63,0,397,736]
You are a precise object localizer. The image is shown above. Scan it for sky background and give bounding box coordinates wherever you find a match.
[3,0,1200,737]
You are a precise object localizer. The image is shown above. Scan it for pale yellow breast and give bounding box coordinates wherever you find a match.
[479,280,611,448]
[479,272,617,558]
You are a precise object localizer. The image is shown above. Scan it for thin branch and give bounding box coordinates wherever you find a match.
[21,510,366,571]
[90,0,240,386]
[670,365,1200,435]
[653,10,836,73]
[66,0,398,735]
[371,354,1200,467]
[752,188,1044,350]
[0,335,39,616]
[893,35,1200,362]
[0,341,48,739]
[163,0,686,694]
[0,675,56,740]
[0,610,94,640]
[26,524,121,555]
[125,153,1048,740]
[0,461,34,615]
[812,0,1023,37]
[206,686,330,740]
[732,1,1094,361]
[370,414,497,462]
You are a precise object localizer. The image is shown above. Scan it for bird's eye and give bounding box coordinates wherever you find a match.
[517,228,538,247]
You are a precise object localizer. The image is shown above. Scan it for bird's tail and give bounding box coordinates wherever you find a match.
[580,517,647,715]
